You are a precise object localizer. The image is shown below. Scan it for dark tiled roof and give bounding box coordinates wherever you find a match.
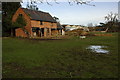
[22,8,56,23]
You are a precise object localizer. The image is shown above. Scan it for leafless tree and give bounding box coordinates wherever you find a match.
[67,0,95,6]
[104,12,119,32]
[105,12,118,22]
[24,0,95,8]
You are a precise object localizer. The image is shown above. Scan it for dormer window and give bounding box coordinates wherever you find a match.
[40,21,43,25]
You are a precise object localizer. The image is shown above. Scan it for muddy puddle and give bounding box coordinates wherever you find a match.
[86,45,109,54]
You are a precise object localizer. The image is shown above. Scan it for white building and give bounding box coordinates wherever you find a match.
[63,25,89,31]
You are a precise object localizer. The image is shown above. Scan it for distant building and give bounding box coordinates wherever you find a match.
[62,24,89,31]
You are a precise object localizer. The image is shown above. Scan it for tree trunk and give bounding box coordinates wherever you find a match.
[11,28,13,37]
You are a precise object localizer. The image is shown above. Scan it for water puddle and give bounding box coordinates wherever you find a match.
[86,45,109,54]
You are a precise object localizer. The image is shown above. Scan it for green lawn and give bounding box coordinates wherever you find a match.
[2,33,118,78]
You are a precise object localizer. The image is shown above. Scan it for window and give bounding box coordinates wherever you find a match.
[19,14,22,16]
[32,27,37,32]
[40,21,43,25]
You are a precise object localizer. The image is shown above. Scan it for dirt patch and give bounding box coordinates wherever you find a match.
[94,34,112,36]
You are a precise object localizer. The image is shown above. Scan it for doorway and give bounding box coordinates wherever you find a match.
[41,28,44,37]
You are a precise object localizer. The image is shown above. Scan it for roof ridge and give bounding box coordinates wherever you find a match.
[21,7,56,23]
[21,7,49,14]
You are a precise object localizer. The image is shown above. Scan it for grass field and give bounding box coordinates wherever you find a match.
[2,33,118,78]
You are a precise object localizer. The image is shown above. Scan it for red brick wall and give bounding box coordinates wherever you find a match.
[31,20,58,37]
[51,30,59,35]
[15,28,28,37]
[31,20,57,28]
[12,8,58,37]
[12,8,32,37]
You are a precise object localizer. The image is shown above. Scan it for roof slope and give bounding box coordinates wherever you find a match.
[22,8,56,23]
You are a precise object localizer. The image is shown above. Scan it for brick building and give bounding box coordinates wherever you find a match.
[12,8,63,38]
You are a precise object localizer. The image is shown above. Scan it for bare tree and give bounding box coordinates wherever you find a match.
[23,0,95,9]
[67,0,95,6]
[104,12,119,32]
[105,12,118,23]
[53,16,60,22]
[26,2,38,10]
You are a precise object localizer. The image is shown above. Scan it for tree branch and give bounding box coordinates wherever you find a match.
[46,0,52,6]
[26,0,95,9]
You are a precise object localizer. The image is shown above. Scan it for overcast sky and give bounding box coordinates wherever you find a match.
[21,0,119,26]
